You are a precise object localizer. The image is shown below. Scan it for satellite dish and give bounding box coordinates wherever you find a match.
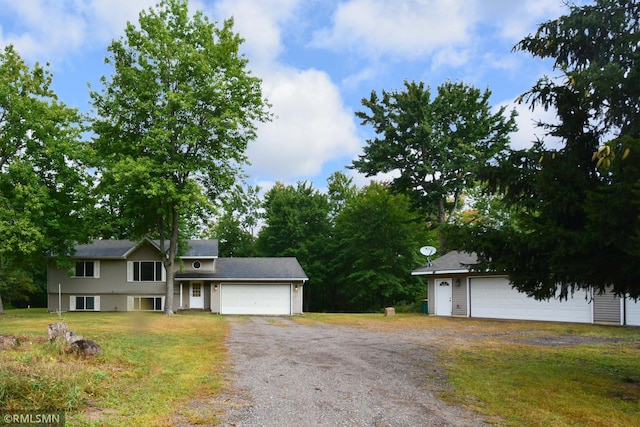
[420,246,437,257]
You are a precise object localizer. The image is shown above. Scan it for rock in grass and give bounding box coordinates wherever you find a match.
[0,335,19,350]
[47,322,68,342]
[65,339,103,358]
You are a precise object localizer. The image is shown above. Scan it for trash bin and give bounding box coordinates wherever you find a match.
[421,299,429,315]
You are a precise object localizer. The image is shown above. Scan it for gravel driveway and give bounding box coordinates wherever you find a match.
[216,317,486,427]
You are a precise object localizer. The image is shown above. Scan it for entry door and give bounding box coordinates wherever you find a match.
[435,279,452,316]
[190,282,204,309]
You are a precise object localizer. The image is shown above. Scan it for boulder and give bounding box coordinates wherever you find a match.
[47,322,68,342]
[65,339,103,358]
[65,330,84,343]
[0,335,19,350]
[384,307,396,316]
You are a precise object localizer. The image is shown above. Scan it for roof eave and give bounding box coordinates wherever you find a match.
[412,268,471,276]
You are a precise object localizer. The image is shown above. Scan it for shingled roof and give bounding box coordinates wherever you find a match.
[175,257,308,281]
[411,251,478,275]
[72,239,218,259]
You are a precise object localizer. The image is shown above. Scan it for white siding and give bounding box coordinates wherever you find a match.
[626,297,640,326]
[469,277,592,323]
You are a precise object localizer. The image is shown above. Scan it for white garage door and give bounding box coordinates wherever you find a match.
[469,277,592,323]
[626,298,640,326]
[220,284,291,315]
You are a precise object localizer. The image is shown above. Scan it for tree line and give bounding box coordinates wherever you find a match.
[2,0,638,313]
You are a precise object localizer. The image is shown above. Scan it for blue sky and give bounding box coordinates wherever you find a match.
[0,0,587,191]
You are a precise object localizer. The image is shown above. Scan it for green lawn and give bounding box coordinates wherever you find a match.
[0,309,229,426]
[2,310,639,426]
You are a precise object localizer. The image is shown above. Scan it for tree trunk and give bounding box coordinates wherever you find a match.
[162,206,180,316]
[164,269,175,316]
[437,198,446,224]
[0,293,4,314]
[438,198,448,250]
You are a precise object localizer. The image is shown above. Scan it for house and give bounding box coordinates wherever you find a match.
[47,239,308,315]
[412,251,640,326]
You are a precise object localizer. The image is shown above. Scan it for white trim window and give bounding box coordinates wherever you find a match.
[73,261,100,278]
[127,296,165,311]
[127,261,166,282]
[70,295,100,311]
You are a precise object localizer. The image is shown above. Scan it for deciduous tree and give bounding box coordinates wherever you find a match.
[332,182,427,312]
[0,45,90,313]
[90,0,270,314]
[208,184,261,257]
[257,181,331,311]
[351,80,517,228]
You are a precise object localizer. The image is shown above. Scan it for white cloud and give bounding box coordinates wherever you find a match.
[247,67,361,181]
[502,99,562,150]
[214,0,362,182]
[0,0,157,62]
[213,0,298,66]
[311,0,476,61]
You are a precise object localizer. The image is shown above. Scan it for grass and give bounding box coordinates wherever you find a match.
[297,313,640,426]
[3,310,640,426]
[0,309,229,426]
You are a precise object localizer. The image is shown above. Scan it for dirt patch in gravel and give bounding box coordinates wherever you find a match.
[213,317,488,427]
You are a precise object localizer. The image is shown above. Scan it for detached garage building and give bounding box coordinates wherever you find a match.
[412,251,640,326]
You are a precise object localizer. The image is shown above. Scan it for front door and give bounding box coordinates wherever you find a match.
[190,282,204,309]
[435,278,452,316]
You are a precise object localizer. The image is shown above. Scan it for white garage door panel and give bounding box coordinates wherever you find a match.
[221,284,291,315]
[470,277,592,323]
[626,298,640,326]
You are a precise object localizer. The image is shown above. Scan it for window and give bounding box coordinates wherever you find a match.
[130,296,164,311]
[74,261,99,278]
[192,261,201,269]
[71,296,100,311]
[192,284,201,297]
[128,261,165,282]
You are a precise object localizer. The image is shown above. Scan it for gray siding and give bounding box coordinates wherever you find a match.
[181,258,215,273]
[48,243,167,312]
[211,283,221,313]
[593,291,621,325]
[428,278,435,314]
[452,275,468,316]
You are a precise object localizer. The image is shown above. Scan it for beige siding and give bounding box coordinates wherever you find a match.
[593,291,621,325]
[452,275,468,316]
[181,258,215,273]
[47,293,129,312]
[211,282,221,313]
[128,244,162,261]
[47,242,169,312]
[292,282,304,314]
[428,278,435,314]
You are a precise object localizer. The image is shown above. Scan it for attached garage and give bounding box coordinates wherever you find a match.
[220,284,293,315]
[209,258,307,315]
[469,277,593,323]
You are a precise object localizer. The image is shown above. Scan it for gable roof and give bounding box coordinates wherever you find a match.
[411,251,478,275]
[72,239,218,259]
[181,240,218,259]
[175,257,308,282]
